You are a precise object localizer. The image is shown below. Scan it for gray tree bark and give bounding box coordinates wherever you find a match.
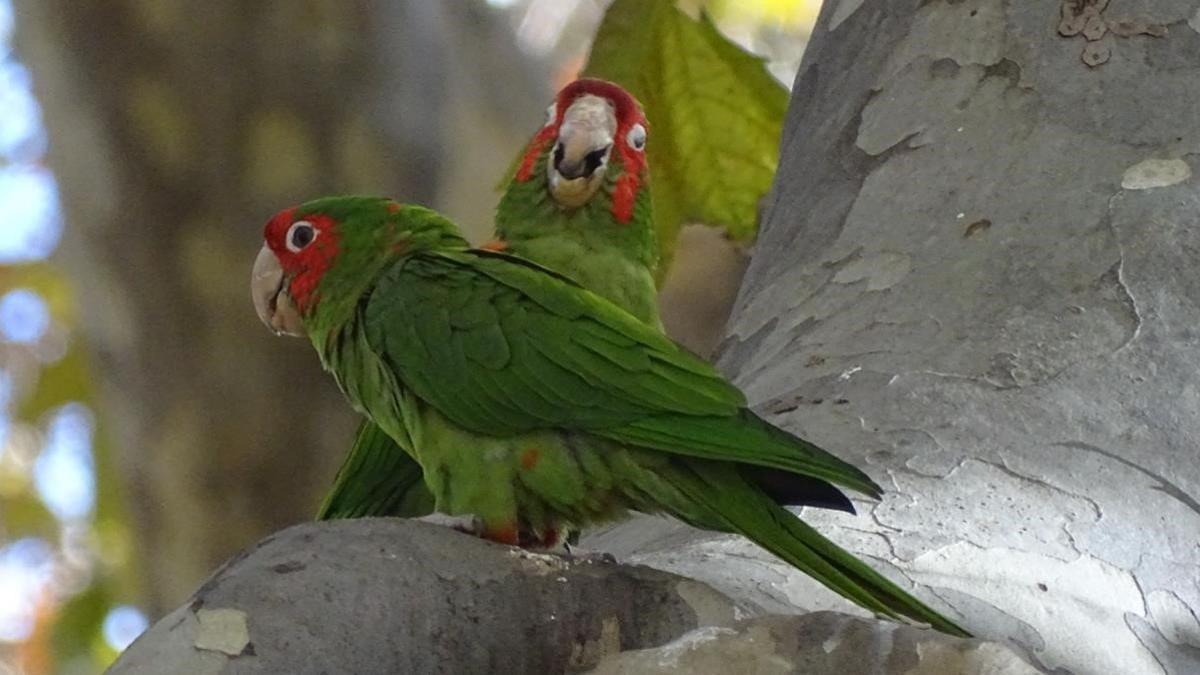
[106,520,741,675]
[597,1,1200,674]
[14,1,545,615]
[109,520,1036,674]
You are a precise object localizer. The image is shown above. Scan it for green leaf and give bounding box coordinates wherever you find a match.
[51,581,118,668]
[0,492,56,538]
[584,0,788,269]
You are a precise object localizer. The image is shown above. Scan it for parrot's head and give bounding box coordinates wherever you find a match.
[252,196,462,337]
[253,203,339,337]
[517,78,648,219]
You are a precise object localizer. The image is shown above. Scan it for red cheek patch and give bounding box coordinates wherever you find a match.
[612,139,647,224]
[281,214,339,313]
[516,126,557,182]
[612,173,639,224]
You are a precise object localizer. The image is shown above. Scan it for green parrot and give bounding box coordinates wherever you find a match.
[489,78,660,327]
[251,196,970,636]
[318,79,663,520]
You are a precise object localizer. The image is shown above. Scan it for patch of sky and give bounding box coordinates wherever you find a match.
[102,605,149,652]
[33,403,95,521]
[0,537,54,643]
[0,288,50,344]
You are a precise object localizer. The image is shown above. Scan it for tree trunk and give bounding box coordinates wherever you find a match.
[14,0,545,615]
[109,521,1038,675]
[601,2,1200,674]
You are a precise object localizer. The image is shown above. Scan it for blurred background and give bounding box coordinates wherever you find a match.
[0,1,817,671]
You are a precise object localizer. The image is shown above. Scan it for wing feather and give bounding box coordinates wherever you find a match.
[362,249,878,495]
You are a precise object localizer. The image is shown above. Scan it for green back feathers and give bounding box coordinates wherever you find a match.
[296,196,469,254]
[300,197,469,340]
[360,247,878,496]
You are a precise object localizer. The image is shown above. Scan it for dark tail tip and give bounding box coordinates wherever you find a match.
[746,467,857,514]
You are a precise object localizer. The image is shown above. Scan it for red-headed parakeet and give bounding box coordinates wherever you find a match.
[251,196,969,636]
[319,79,661,520]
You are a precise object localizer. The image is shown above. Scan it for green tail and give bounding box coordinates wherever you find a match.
[316,420,434,520]
[606,409,884,500]
[653,459,970,637]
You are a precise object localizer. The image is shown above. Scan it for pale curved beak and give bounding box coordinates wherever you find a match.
[251,244,306,337]
[548,94,616,209]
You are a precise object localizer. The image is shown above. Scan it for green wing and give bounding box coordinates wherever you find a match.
[365,249,879,497]
[316,419,434,520]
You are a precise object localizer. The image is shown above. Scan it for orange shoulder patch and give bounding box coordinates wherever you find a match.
[520,447,540,470]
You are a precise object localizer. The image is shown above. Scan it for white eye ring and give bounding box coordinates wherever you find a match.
[286,220,317,253]
[543,102,557,127]
[626,123,646,151]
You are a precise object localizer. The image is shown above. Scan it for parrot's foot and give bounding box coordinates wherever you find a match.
[514,528,615,563]
[518,527,564,550]
[414,512,484,536]
[560,544,618,565]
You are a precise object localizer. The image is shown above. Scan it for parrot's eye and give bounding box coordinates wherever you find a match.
[286,220,317,253]
[626,123,646,151]
[543,102,556,127]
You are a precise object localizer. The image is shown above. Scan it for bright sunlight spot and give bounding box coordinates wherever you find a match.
[0,288,51,344]
[102,606,148,652]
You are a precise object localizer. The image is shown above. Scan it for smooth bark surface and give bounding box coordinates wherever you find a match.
[599,2,1200,674]
[107,520,741,674]
[108,520,1038,675]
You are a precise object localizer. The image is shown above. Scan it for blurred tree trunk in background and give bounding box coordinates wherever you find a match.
[658,224,749,358]
[13,0,546,615]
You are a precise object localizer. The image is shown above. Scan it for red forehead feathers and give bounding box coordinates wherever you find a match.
[515,78,648,196]
[555,78,646,130]
[262,207,339,312]
[263,207,298,253]
[558,80,649,224]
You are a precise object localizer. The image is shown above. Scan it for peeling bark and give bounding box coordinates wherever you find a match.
[590,613,1042,674]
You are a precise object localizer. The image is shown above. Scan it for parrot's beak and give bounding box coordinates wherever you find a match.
[251,244,306,337]
[548,94,616,209]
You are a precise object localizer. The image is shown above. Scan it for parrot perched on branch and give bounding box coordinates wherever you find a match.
[318,79,664,520]
[251,196,970,637]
